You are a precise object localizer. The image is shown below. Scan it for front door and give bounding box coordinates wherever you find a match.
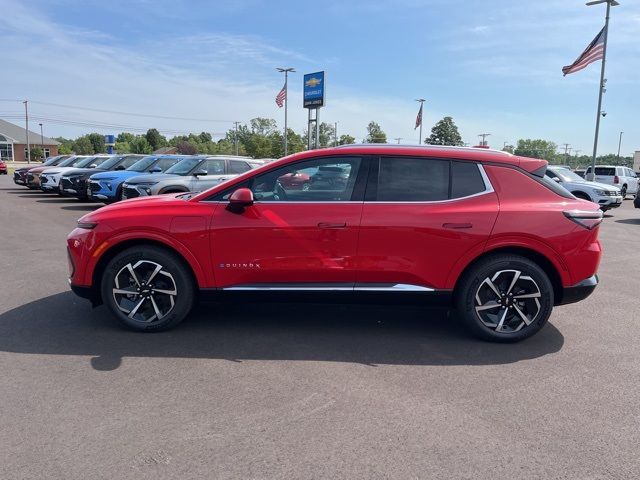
[210,156,367,289]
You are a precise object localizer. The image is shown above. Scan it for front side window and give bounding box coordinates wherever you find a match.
[155,158,181,171]
[251,157,362,202]
[377,157,449,201]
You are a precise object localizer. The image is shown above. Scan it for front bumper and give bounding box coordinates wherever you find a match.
[558,274,598,306]
[596,195,623,209]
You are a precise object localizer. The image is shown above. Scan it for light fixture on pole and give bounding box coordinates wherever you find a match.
[478,133,491,147]
[277,67,295,156]
[585,0,619,180]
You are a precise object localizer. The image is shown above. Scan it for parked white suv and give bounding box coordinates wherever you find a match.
[546,166,623,212]
[585,165,639,198]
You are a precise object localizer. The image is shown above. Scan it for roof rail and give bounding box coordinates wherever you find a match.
[332,143,512,156]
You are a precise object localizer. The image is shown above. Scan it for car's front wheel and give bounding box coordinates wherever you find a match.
[100,246,195,331]
[620,185,627,198]
[455,255,554,342]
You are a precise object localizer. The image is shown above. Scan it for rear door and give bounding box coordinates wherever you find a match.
[356,156,498,290]
[190,158,227,192]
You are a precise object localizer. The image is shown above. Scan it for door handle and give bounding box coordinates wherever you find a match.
[443,222,473,229]
[318,222,347,229]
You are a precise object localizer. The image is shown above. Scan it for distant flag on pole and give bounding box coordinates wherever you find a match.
[414,103,423,130]
[275,83,286,107]
[562,26,606,76]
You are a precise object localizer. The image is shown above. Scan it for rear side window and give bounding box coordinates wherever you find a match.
[451,161,485,198]
[228,160,251,174]
[378,157,449,201]
[594,167,615,175]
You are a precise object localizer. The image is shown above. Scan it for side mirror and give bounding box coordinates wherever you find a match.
[194,170,208,177]
[115,165,126,171]
[149,167,162,173]
[90,164,98,168]
[552,177,561,183]
[228,188,254,210]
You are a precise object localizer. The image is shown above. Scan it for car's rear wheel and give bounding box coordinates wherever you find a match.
[455,255,554,342]
[100,246,195,331]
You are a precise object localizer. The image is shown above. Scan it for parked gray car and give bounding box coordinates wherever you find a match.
[121,156,264,199]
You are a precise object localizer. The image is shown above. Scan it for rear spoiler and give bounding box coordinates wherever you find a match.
[517,157,548,178]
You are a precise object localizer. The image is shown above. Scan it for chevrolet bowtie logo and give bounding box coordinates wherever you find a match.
[305,77,322,88]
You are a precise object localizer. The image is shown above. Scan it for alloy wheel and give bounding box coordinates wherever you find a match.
[474,269,542,333]
[112,260,177,323]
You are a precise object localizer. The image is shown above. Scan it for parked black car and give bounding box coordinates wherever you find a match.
[59,154,144,200]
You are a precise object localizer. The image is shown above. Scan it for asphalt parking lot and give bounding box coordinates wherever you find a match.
[1,174,639,480]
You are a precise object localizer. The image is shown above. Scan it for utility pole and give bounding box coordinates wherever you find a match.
[478,133,491,147]
[39,123,44,158]
[415,99,425,144]
[587,0,619,180]
[573,149,582,169]
[561,143,571,165]
[233,121,240,156]
[23,100,30,164]
[617,131,623,163]
[394,137,402,144]
[277,67,295,156]
[334,122,338,147]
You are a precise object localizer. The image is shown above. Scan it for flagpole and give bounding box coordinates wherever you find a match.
[588,0,615,181]
[415,98,425,144]
[277,67,295,156]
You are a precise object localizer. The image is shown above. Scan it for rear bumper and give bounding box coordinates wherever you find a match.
[558,274,598,306]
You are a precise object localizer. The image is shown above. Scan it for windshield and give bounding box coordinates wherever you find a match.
[75,156,102,168]
[552,168,585,183]
[57,156,78,167]
[42,156,60,166]
[164,158,201,175]
[98,155,125,170]
[127,156,158,172]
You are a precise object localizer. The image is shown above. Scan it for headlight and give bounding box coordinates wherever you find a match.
[135,183,156,194]
[593,189,606,195]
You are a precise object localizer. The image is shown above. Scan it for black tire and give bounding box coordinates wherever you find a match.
[455,254,554,342]
[572,191,591,202]
[620,185,627,199]
[100,246,196,331]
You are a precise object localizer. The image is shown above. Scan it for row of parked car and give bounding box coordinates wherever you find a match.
[13,154,267,202]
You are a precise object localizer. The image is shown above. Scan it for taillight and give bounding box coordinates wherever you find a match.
[614,175,619,184]
[563,209,603,230]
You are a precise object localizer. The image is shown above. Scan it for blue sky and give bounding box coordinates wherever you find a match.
[1,0,638,155]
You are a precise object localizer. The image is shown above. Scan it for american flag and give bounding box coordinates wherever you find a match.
[415,103,423,130]
[275,83,286,107]
[562,27,605,76]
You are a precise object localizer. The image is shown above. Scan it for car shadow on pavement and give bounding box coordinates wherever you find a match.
[60,205,100,211]
[615,218,640,225]
[36,198,81,204]
[0,292,564,371]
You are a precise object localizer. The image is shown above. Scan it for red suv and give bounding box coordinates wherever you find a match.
[67,145,602,342]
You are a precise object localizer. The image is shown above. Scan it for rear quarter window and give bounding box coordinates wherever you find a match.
[451,161,486,198]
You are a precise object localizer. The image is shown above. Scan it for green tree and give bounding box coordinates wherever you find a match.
[30,147,44,161]
[425,116,464,146]
[129,136,153,154]
[114,141,130,153]
[87,133,106,153]
[145,128,167,151]
[54,137,74,154]
[502,144,515,154]
[338,134,356,145]
[365,121,387,143]
[73,136,94,154]
[117,132,135,144]
[318,122,336,147]
[514,139,558,161]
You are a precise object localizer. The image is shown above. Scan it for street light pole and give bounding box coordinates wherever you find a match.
[39,123,44,158]
[23,100,30,164]
[334,122,338,147]
[617,131,623,162]
[587,0,619,180]
[233,121,240,156]
[277,67,295,156]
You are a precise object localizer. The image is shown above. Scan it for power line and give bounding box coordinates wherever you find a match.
[0,99,235,123]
